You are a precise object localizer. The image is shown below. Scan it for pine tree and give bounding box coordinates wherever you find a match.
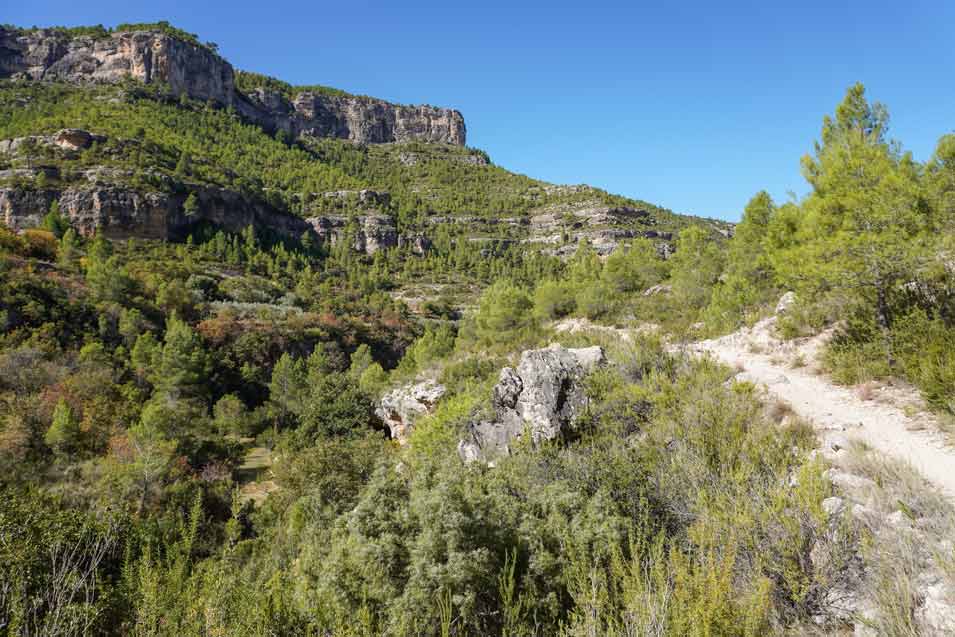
[183,192,199,216]
[175,150,191,177]
[776,84,931,365]
[45,400,80,457]
[269,353,307,433]
[157,316,210,399]
[58,228,79,268]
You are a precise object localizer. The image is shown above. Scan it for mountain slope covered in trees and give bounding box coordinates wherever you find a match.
[2,20,955,637]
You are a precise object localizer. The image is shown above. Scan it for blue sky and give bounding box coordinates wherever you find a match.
[10,1,955,220]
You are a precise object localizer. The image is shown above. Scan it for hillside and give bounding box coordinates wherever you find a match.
[0,22,723,259]
[4,19,955,637]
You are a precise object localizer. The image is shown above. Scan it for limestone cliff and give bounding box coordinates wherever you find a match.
[0,184,312,241]
[0,27,235,106]
[0,25,466,146]
[241,89,465,145]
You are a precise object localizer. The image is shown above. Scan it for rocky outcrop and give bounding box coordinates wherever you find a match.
[775,291,797,315]
[375,380,446,444]
[525,203,671,256]
[459,344,605,462]
[0,26,466,146]
[0,27,235,106]
[243,90,466,145]
[0,129,106,155]
[306,214,398,255]
[0,184,312,240]
[320,189,392,208]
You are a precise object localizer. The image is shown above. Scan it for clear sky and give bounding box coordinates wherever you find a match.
[10,1,955,220]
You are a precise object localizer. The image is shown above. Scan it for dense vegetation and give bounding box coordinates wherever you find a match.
[234,70,366,101]
[0,217,836,634]
[0,81,690,235]
[2,55,953,637]
[697,84,955,420]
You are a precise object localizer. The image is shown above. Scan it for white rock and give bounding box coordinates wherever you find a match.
[825,468,876,492]
[828,435,851,452]
[568,344,606,370]
[376,380,446,444]
[460,344,605,461]
[884,510,911,529]
[822,496,845,516]
[917,582,955,633]
[776,291,797,315]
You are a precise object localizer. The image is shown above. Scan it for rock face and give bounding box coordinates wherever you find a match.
[0,129,106,155]
[245,90,466,145]
[306,214,399,255]
[0,26,466,146]
[0,184,312,240]
[0,28,235,106]
[375,380,447,444]
[459,344,605,462]
[524,203,671,257]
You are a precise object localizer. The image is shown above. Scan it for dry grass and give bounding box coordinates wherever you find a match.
[830,443,955,635]
[766,397,795,423]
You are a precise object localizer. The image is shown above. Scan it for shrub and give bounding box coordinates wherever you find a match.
[20,229,58,260]
[575,281,614,320]
[298,373,378,443]
[532,279,576,322]
[471,280,535,346]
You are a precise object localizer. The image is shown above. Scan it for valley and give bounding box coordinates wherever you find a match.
[1,19,954,637]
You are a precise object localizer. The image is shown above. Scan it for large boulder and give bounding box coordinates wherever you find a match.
[458,344,605,462]
[376,380,446,444]
[53,128,102,151]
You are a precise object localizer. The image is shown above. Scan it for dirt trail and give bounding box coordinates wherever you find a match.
[687,316,955,500]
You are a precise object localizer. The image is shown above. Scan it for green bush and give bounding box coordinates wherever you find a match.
[532,278,576,322]
[470,280,535,346]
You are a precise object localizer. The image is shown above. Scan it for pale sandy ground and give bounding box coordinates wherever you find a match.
[687,315,955,501]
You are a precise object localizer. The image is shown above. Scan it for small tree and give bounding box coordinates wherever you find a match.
[269,353,308,433]
[348,344,374,380]
[183,192,199,217]
[175,150,191,177]
[669,225,725,314]
[41,200,71,238]
[532,279,576,322]
[602,238,666,294]
[213,394,249,436]
[45,399,81,457]
[19,137,38,169]
[157,316,210,399]
[58,228,80,268]
[472,280,535,346]
[775,84,930,366]
[705,191,779,330]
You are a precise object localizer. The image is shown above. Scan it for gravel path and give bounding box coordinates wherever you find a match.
[688,318,955,500]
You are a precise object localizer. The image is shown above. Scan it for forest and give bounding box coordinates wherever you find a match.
[2,60,955,637]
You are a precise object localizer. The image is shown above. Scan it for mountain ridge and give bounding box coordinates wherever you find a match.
[0,23,467,146]
[0,21,730,257]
